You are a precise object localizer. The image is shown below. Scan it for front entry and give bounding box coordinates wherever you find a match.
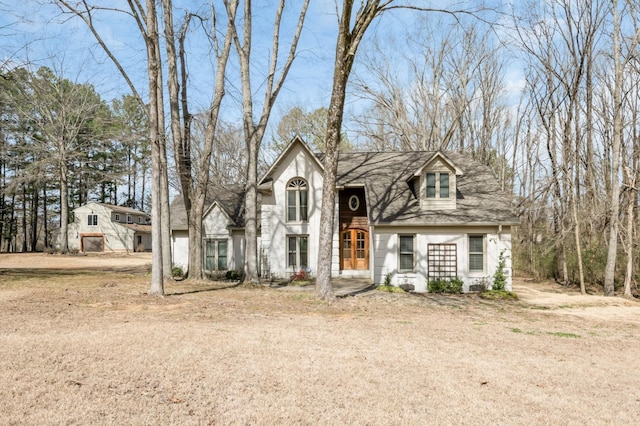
[340,229,369,270]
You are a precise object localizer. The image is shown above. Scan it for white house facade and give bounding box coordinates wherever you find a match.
[170,136,519,292]
[56,202,151,253]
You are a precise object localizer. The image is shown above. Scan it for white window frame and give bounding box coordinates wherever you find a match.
[127,215,132,224]
[286,178,308,223]
[426,172,451,199]
[398,234,415,273]
[468,235,485,273]
[287,235,309,271]
[115,213,120,222]
[204,239,228,272]
[87,214,98,226]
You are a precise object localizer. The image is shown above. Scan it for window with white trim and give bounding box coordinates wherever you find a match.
[87,214,98,226]
[287,178,308,222]
[426,172,450,199]
[204,239,228,271]
[287,235,308,270]
[127,215,132,223]
[468,235,485,272]
[115,214,120,222]
[398,235,415,272]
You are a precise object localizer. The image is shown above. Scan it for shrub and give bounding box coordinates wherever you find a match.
[384,272,393,286]
[172,266,184,279]
[492,250,508,290]
[225,270,240,280]
[480,289,518,300]
[428,277,463,294]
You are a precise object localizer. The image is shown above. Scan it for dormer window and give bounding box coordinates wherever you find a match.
[287,178,308,222]
[426,172,450,199]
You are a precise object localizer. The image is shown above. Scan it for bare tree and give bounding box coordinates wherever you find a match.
[162,0,237,280]
[316,1,488,301]
[226,0,310,283]
[55,0,179,293]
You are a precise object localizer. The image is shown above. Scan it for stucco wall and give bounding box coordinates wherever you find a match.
[63,203,137,252]
[261,143,325,280]
[171,230,189,272]
[172,205,246,275]
[372,225,512,292]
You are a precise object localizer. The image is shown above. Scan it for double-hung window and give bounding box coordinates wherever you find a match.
[205,239,228,271]
[426,172,450,199]
[287,178,308,222]
[287,235,308,270]
[398,235,415,272]
[468,235,484,272]
[88,214,98,226]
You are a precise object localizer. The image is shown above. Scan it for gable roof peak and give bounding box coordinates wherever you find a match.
[259,135,324,184]
[413,150,464,177]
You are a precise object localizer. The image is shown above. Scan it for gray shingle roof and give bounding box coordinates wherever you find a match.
[170,184,246,231]
[170,150,518,231]
[336,151,519,226]
[95,203,150,217]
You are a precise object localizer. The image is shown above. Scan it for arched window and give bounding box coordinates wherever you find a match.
[287,178,308,222]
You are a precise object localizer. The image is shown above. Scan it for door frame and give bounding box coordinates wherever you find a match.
[339,228,369,270]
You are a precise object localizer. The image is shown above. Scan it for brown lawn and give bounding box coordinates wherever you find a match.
[0,253,639,425]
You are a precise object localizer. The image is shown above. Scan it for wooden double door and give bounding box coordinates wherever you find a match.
[340,229,369,270]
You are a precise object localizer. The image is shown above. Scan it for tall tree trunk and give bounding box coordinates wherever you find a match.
[317,0,383,301]
[147,0,164,296]
[59,160,69,254]
[31,186,39,251]
[228,0,309,283]
[604,0,622,296]
[43,183,48,249]
[21,184,27,253]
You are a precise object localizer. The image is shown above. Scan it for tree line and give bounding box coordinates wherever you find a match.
[0,67,150,252]
[2,0,639,299]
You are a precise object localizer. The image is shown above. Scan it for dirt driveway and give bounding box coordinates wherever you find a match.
[0,252,152,272]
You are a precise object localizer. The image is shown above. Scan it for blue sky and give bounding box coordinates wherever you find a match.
[0,1,520,142]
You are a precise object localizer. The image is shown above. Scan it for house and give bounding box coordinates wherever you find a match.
[171,185,246,275]
[56,202,152,253]
[170,136,519,292]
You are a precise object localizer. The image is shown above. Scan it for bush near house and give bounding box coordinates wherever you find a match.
[427,277,464,294]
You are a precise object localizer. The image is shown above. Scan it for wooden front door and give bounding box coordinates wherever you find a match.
[340,229,369,270]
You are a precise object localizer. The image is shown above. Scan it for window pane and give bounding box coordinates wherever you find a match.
[399,235,414,271]
[469,236,483,253]
[399,235,413,253]
[469,236,484,272]
[440,173,449,198]
[469,254,483,271]
[299,190,308,221]
[356,231,365,259]
[426,173,436,198]
[288,237,297,268]
[218,241,227,270]
[205,240,215,271]
[299,237,308,268]
[399,254,413,271]
[342,233,351,259]
[287,191,297,221]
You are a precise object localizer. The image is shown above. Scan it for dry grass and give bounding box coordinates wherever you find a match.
[1,254,639,425]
